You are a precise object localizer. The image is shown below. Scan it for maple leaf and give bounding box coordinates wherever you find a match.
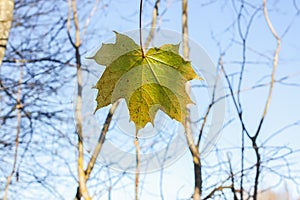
[92,32,200,130]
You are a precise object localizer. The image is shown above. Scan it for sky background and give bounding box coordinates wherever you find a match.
[69,0,300,199]
[2,0,300,199]
[63,0,300,199]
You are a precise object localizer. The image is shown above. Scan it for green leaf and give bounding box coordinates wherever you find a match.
[92,31,140,66]
[92,32,201,130]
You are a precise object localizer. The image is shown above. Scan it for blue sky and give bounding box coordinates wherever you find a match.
[49,0,300,199]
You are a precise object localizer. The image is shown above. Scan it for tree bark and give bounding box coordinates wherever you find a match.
[0,0,14,66]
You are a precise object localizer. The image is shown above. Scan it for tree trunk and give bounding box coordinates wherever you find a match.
[0,0,14,66]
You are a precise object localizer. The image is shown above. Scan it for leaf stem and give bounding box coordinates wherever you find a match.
[139,0,145,57]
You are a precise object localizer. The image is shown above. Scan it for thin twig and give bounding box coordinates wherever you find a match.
[219,55,250,199]
[227,153,238,200]
[203,185,234,200]
[82,0,101,40]
[85,101,120,179]
[144,0,160,50]
[236,5,261,198]
[74,101,120,199]
[67,0,76,48]
[3,64,22,200]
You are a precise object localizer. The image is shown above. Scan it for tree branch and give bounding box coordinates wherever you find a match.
[144,0,160,50]
[3,64,22,200]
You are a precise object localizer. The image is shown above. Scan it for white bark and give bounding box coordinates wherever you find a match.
[0,0,14,66]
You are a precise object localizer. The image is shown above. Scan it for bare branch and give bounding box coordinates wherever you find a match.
[69,0,91,199]
[254,0,281,139]
[144,0,160,50]
[3,64,22,200]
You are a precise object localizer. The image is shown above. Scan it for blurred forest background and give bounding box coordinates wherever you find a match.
[1,0,300,199]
